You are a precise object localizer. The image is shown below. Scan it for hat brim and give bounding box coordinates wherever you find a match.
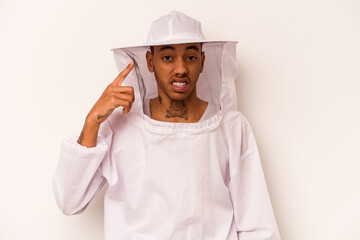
[110,39,237,51]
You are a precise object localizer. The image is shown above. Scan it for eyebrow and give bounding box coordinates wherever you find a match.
[158,45,201,52]
[159,45,176,52]
[185,45,200,52]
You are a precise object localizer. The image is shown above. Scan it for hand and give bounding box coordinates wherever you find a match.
[86,61,135,126]
[77,62,135,147]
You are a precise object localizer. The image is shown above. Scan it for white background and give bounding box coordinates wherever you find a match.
[1,0,359,239]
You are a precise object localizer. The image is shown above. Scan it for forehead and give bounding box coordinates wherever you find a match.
[153,43,202,52]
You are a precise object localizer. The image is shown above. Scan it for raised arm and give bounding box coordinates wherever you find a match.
[53,62,135,215]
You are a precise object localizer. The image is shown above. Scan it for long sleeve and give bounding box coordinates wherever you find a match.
[227,113,281,239]
[52,120,113,215]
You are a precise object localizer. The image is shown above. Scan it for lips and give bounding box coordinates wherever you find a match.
[171,78,189,92]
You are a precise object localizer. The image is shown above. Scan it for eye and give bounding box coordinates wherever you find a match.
[162,56,173,61]
[186,56,197,61]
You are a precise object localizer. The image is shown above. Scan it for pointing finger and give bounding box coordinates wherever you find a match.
[112,61,135,86]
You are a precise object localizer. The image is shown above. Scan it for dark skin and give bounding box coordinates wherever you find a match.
[77,43,207,147]
[146,43,207,123]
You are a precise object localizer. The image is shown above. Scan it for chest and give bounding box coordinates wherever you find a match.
[105,123,230,189]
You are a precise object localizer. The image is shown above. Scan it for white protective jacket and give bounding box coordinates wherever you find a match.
[53,13,281,240]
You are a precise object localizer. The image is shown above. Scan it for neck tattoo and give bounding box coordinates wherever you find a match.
[165,100,189,120]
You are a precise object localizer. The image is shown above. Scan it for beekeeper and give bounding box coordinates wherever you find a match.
[53,11,281,240]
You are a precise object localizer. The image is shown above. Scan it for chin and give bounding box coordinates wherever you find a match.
[169,96,187,102]
[169,92,192,102]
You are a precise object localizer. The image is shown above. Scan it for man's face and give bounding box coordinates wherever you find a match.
[146,43,205,102]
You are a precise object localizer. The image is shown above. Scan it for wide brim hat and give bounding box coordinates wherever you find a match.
[110,11,239,121]
[111,10,237,50]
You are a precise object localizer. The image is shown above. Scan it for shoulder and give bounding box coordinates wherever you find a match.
[221,110,257,148]
[222,110,253,131]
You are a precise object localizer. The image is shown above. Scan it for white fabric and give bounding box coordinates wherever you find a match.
[53,111,280,240]
[53,11,281,240]
[145,10,206,45]
[110,11,237,49]
[198,102,218,121]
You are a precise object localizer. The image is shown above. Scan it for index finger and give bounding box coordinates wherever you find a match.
[112,61,135,86]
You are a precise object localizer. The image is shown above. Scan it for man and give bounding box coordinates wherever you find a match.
[53,11,281,240]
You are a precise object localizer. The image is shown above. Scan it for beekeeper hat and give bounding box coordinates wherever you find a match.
[144,10,219,46]
[111,10,236,50]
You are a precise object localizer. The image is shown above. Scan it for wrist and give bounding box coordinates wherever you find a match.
[85,115,101,129]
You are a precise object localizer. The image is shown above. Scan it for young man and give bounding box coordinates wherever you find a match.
[53,11,281,240]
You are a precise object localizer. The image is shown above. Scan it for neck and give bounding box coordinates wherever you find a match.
[150,88,208,123]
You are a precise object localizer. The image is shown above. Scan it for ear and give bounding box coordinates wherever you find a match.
[146,51,154,73]
[200,51,205,73]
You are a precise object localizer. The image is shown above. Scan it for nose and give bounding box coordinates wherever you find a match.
[174,59,187,76]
